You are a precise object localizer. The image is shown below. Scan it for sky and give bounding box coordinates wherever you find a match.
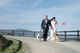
[0,0,80,31]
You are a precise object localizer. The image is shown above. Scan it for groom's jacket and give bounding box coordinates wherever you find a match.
[41,19,51,30]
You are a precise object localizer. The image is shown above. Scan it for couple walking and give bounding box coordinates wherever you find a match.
[41,15,58,42]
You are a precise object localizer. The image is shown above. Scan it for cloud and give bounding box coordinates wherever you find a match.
[31,0,43,8]
[2,1,80,26]
[0,0,13,6]
[0,0,80,30]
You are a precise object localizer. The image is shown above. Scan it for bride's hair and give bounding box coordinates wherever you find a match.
[50,17,55,21]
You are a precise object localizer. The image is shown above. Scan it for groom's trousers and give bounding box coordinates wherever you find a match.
[43,29,48,41]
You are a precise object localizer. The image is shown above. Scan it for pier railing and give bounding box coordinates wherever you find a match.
[0,30,80,41]
[57,30,80,41]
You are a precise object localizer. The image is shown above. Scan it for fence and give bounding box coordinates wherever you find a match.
[0,30,80,41]
[57,30,80,41]
[0,30,35,37]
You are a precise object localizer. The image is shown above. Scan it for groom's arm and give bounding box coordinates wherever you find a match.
[41,19,44,29]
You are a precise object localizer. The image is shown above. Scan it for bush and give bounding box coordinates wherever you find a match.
[0,39,24,53]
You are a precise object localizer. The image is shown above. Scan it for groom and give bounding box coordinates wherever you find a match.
[41,15,51,41]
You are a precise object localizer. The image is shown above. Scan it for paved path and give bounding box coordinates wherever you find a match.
[5,36,80,53]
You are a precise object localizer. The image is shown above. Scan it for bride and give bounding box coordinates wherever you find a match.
[50,17,59,42]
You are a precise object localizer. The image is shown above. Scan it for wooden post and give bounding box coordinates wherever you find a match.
[64,31,67,41]
[33,32,35,37]
[12,30,14,36]
[77,30,79,41]
[23,31,24,37]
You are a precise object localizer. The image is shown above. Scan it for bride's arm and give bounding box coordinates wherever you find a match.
[49,20,54,30]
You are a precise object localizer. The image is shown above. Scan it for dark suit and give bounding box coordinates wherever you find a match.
[41,19,51,41]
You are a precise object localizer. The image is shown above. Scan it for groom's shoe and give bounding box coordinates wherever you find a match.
[43,39,47,41]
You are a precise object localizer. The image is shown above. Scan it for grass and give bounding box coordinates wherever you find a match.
[17,47,25,53]
[0,39,25,53]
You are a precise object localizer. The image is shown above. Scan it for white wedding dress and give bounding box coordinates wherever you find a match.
[50,20,58,42]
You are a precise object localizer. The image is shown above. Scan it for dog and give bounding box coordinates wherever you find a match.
[36,33,43,41]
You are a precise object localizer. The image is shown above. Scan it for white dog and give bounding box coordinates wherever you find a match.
[36,29,43,41]
[36,33,43,41]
